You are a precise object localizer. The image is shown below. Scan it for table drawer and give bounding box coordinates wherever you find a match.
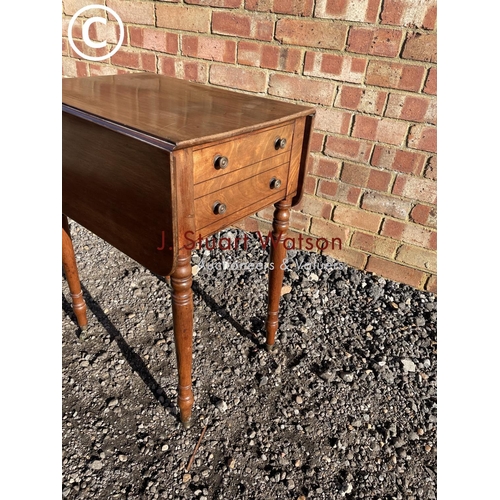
[194,162,289,231]
[193,152,289,200]
[193,122,294,184]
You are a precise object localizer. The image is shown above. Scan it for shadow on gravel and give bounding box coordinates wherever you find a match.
[62,284,175,411]
[191,280,263,348]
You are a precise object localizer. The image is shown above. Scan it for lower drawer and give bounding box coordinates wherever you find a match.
[194,163,289,233]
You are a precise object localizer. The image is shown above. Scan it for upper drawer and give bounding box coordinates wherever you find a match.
[193,122,294,184]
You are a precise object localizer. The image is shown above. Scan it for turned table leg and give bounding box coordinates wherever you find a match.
[170,249,195,429]
[62,214,88,330]
[265,198,292,351]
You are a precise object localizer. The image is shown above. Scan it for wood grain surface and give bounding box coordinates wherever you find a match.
[62,74,314,149]
[193,122,293,184]
[62,112,177,276]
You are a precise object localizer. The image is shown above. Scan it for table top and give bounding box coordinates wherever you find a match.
[62,74,314,149]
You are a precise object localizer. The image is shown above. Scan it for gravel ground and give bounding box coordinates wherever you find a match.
[62,221,437,500]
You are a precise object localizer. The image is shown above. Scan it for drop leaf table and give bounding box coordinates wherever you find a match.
[62,74,315,428]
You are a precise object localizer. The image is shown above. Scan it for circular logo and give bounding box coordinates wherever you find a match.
[68,5,124,62]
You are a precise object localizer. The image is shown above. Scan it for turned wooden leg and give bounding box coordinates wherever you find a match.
[170,249,195,429]
[62,214,88,330]
[265,198,292,351]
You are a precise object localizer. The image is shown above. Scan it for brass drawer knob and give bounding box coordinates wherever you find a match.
[213,201,227,215]
[275,137,287,150]
[214,155,229,169]
[270,177,282,190]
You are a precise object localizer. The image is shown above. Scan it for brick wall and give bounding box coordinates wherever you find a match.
[62,0,437,293]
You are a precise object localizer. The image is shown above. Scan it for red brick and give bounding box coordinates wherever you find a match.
[385,94,436,124]
[255,208,273,223]
[366,256,426,289]
[213,12,249,37]
[410,204,437,228]
[310,156,341,178]
[318,179,361,205]
[340,162,370,187]
[213,11,273,41]
[303,175,317,195]
[314,0,380,23]
[396,244,436,273]
[381,0,437,29]
[380,219,403,239]
[87,20,124,46]
[186,0,241,6]
[237,41,301,73]
[367,169,392,192]
[391,175,404,195]
[62,0,104,16]
[68,39,110,61]
[392,174,436,204]
[316,179,337,199]
[333,205,382,232]
[310,132,325,153]
[314,108,352,135]
[408,124,436,153]
[402,32,437,63]
[88,63,131,76]
[423,5,437,30]
[425,274,437,294]
[424,155,437,180]
[351,231,400,259]
[289,211,311,232]
[62,56,88,78]
[210,64,267,93]
[257,206,275,220]
[62,16,82,38]
[245,0,314,15]
[107,0,155,25]
[310,132,326,154]
[335,85,387,115]
[298,195,334,219]
[157,4,211,33]
[361,192,411,219]
[310,218,350,247]
[275,19,348,50]
[62,38,69,56]
[111,49,155,72]
[381,219,435,248]
[424,67,437,95]
[371,146,426,175]
[352,115,408,146]
[429,231,437,251]
[304,52,367,84]
[325,135,372,163]
[182,35,236,63]
[268,74,335,106]
[249,217,274,234]
[130,27,178,54]
[159,56,208,83]
[347,27,403,58]
[324,245,368,269]
[366,61,426,92]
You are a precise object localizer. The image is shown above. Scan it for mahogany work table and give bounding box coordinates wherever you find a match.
[62,73,315,428]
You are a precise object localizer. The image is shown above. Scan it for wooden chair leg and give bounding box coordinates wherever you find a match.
[170,249,195,429]
[62,214,88,330]
[265,198,292,351]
